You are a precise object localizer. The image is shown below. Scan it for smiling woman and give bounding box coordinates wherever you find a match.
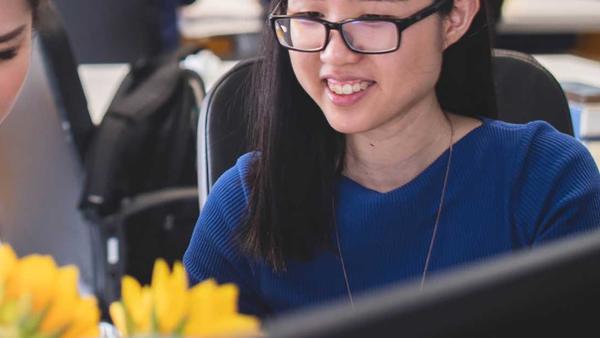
[184,0,600,318]
[0,0,44,123]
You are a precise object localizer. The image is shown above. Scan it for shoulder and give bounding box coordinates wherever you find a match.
[211,152,256,200]
[204,152,257,227]
[481,118,595,170]
[479,119,600,244]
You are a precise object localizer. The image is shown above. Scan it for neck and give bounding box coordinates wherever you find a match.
[344,99,452,193]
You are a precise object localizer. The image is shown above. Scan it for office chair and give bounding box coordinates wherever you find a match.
[197,49,574,206]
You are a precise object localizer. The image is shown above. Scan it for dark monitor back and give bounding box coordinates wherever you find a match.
[51,0,161,63]
[266,228,600,337]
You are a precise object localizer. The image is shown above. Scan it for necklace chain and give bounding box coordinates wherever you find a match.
[335,114,455,309]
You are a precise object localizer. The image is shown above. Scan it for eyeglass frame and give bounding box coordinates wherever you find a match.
[268,0,452,55]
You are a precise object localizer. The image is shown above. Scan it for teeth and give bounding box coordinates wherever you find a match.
[333,84,343,94]
[327,80,372,95]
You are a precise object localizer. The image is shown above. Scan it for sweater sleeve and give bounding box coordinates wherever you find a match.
[511,123,600,246]
[183,155,268,316]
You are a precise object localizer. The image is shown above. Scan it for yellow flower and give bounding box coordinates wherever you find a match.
[109,301,128,337]
[121,276,153,334]
[184,280,260,337]
[111,260,261,337]
[5,254,58,313]
[0,245,18,308]
[39,265,79,334]
[152,259,188,335]
[0,244,100,338]
[0,245,17,283]
[61,297,100,338]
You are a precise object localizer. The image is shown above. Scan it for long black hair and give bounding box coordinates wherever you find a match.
[241,0,497,270]
[27,0,43,23]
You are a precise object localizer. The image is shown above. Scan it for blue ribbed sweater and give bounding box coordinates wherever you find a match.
[184,118,600,318]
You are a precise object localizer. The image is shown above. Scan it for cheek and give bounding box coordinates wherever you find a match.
[289,51,321,98]
[0,50,30,123]
[377,24,444,99]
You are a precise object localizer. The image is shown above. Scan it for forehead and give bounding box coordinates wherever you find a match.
[286,0,427,15]
[0,0,31,34]
[287,0,414,7]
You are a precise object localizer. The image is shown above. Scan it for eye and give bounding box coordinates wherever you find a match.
[0,48,18,61]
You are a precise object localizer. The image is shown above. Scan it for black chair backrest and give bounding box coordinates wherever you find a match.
[197,59,256,205]
[197,50,573,205]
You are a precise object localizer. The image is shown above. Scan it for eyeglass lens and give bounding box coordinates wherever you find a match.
[274,18,400,53]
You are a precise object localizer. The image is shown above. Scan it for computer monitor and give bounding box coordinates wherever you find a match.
[0,36,95,288]
[266,228,600,337]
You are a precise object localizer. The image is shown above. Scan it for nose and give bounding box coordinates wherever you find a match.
[320,30,362,65]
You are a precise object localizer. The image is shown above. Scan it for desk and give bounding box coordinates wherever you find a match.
[499,0,600,34]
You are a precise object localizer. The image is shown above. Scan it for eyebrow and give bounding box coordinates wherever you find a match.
[0,25,26,44]
[297,0,406,2]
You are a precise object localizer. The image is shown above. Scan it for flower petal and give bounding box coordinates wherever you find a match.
[61,296,100,338]
[0,245,17,283]
[109,302,128,337]
[39,266,79,333]
[6,255,58,312]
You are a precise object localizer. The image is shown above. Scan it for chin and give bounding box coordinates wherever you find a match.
[322,110,376,135]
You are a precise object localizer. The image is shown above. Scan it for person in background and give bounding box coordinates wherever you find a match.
[488,0,504,24]
[0,0,44,246]
[184,0,600,318]
[160,0,196,51]
[0,0,41,123]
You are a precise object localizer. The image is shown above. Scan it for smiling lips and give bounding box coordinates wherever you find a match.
[326,79,374,95]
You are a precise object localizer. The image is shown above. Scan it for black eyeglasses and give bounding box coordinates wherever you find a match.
[269,0,451,54]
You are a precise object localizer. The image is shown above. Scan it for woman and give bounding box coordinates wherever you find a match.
[184,0,600,317]
[0,0,40,123]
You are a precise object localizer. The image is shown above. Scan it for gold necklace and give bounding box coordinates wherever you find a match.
[335,114,455,309]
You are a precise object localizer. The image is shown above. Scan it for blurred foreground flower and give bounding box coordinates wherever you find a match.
[0,244,100,338]
[110,259,260,337]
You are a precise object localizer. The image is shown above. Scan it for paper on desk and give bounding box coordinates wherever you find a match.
[179,0,263,19]
[533,55,600,88]
[503,0,600,20]
[178,0,263,38]
[501,0,600,33]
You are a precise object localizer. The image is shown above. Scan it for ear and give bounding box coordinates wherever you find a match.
[441,0,481,50]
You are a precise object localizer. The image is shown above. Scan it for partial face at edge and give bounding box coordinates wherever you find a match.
[0,0,33,124]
